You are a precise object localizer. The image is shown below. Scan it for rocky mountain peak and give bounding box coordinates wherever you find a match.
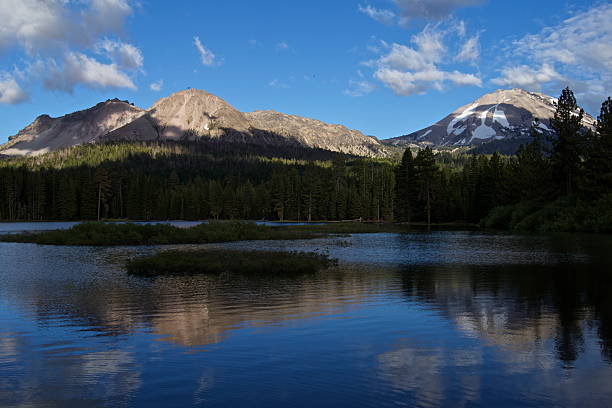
[2,88,385,157]
[385,88,596,152]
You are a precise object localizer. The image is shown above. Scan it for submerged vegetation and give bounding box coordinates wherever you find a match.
[0,221,411,246]
[126,249,337,276]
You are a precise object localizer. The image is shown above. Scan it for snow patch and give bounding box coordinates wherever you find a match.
[471,124,497,141]
[492,106,510,128]
[447,103,478,135]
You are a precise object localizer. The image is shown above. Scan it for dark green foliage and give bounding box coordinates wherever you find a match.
[414,147,438,226]
[394,148,417,222]
[126,249,337,276]
[550,87,586,196]
[0,220,414,246]
[481,195,612,233]
[0,142,396,223]
[583,97,612,198]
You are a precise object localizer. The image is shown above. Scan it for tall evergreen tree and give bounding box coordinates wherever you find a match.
[583,97,612,197]
[550,87,585,196]
[394,148,417,222]
[513,120,551,202]
[414,147,439,227]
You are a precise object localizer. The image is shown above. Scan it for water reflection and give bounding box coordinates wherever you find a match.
[398,262,612,366]
[1,231,612,407]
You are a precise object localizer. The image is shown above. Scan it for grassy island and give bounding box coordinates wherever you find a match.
[0,221,411,247]
[126,249,337,276]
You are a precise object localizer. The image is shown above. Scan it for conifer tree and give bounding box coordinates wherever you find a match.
[550,87,585,196]
[414,147,439,227]
[583,97,612,197]
[394,148,417,222]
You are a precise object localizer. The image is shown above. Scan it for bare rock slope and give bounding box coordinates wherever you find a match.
[2,89,385,157]
[1,99,145,156]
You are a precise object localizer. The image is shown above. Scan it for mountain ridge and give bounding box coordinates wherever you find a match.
[1,89,385,157]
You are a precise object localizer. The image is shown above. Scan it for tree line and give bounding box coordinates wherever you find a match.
[0,143,396,222]
[1,88,610,231]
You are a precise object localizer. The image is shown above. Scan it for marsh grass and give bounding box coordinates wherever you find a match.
[0,221,411,246]
[126,249,337,276]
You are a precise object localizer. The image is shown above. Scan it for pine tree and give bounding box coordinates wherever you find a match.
[514,121,551,202]
[583,97,612,198]
[414,147,439,227]
[394,148,417,222]
[94,168,112,221]
[550,87,585,196]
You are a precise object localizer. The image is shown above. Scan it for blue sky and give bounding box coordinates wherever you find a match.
[0,0,610,143]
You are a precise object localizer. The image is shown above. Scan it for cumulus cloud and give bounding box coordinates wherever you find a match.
[0,0,134,54]
[366,24,481,96]
[194,36,217,66]
[43,52,137,92]
[0,73,29,104]
[0,0,141,99]
[393,0,486,22]
[150,80,164,92]
[492,3,612,111]
[358,4,397,25]
[345,80,376,97]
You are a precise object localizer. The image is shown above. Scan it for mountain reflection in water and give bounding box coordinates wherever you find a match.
[1,231,611,407]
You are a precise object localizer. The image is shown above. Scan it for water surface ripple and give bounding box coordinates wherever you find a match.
[1,230,611,407]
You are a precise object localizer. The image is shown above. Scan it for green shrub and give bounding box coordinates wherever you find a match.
[126,249,337,276]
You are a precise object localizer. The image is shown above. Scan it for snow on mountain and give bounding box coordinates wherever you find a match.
[386,88,596,150]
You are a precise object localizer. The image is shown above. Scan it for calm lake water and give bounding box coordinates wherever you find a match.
[1,229,612,407]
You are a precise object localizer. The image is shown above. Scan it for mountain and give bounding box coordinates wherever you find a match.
[1,89,385,157]
[1,99,145,156]
[385,88,596,152]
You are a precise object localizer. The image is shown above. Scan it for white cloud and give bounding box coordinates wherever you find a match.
[96,39,143,69]
[150,80,163,92]
[446,70,482,86]
[358,4,396,25]
[492,63,564,89]
[492,4,612,111]
[0,73,29,104]
[393,0,486,22]
[0,0,134,54]
[345,80,376,97]
[455,34,480,63]
[87,0,133,35]
[194,36,217,66]
[0,0,140,100]
[367,24,481,96]
[43,52,136,92]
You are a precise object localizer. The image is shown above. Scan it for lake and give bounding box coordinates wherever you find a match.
[1,230,611,407]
